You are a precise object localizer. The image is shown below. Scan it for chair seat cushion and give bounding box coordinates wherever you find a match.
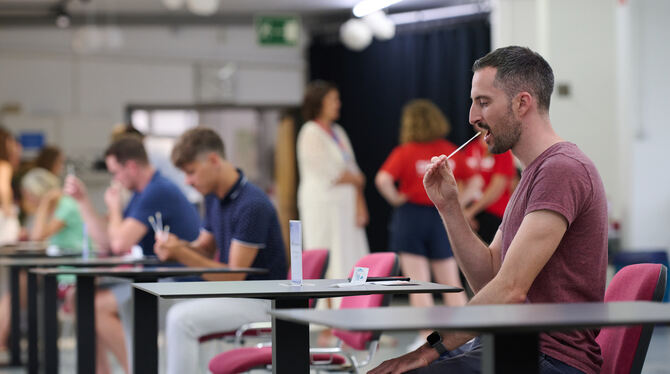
[209,346,347,374]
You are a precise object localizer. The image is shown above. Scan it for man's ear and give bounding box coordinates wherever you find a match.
[206,151,219,165]
[516,91,533,117]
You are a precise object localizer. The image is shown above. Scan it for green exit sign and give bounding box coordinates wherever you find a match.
[255,15,300,46]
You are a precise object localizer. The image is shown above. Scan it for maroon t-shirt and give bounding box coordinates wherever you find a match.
[500,142,608,374]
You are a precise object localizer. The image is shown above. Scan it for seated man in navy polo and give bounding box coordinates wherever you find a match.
[154,127,287,374]
[65,136,201,374]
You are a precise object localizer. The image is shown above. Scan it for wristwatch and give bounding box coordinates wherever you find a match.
[426,331,447,354]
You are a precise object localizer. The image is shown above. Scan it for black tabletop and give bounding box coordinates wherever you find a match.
[0,256,161,267]
[133,279,462,299]
[270,301,670,333]
[0,242,49,257]
[30,266,268,277]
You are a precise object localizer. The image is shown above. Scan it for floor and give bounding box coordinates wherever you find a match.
[1,305,669,373]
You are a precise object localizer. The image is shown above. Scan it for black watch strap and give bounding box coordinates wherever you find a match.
[426,331,447,354]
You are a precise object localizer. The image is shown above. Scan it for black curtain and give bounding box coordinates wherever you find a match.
[307,17,491,251]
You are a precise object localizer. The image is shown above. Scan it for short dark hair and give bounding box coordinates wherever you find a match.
[302,80,338,121]
[171,127,225,169]
[35,146,62,172]
[472,46,554,112]
[104,137,149,165]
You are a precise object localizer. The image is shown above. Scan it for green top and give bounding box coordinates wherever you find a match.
[50,195,86,252]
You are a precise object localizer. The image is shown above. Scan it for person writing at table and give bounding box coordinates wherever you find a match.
[64,136,201,374]
[369,46,607,374]
[154,127,287,374]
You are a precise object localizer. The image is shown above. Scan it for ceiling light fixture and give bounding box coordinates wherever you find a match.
[353,0,402,18]
[387,3,489,25]
[55,5,71,29]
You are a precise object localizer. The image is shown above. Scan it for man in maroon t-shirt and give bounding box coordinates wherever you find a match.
[369,46,607,374]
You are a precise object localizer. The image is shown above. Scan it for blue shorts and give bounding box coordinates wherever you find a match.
[389,203,453,260]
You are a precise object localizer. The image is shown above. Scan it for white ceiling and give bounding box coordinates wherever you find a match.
[0,0,462,16]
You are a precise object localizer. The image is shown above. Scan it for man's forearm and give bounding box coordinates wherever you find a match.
[438,199,497,292]
[440,273,526,350]
[77,199,110,253]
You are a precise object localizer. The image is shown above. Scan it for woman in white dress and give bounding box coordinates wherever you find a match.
[297,81,369,280]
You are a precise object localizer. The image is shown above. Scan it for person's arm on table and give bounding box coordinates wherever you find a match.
[64,175,111,252]
[155,232,257,281]
[369,210,567,374]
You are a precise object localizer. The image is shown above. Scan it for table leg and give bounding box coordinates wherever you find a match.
[272,299,310,374]
[133,287,158,374]
[9,266,21,366]
[481,332,539,374]
[76,276,95,374]
[43,274,58,374]
[27,271,38,374]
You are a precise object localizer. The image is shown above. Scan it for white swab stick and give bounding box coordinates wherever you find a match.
[164,225,170,236]
[156,212,163,232]
[447,132,481,159]
[148,216,159,233]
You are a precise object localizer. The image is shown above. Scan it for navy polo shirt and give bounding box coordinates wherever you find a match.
[124,171,201,256]
[203,170,287,280]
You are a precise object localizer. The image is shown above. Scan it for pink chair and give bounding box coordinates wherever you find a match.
[597,263,667,374]
[198,249,330,345]
[208,252,399,374]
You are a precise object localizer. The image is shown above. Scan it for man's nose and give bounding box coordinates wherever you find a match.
[469,104,481,126]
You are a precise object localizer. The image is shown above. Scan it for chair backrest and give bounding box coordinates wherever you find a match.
[303,249,330,280]
[287,249,329,308]
[596,263,667,374]
[333,252,399,350]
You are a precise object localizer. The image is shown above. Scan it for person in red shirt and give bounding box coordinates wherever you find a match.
[375,99,469,349]
[462,135,517,244]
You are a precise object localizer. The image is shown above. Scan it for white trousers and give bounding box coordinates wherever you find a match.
[165,298,271,374]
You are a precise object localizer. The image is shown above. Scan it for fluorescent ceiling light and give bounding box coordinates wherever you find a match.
[353,0,403,18]
[388,3,489,25]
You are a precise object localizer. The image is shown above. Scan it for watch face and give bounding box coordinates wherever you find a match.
[426,331,441,346]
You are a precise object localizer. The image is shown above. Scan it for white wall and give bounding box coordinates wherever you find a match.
[626,0,670,250]
[493,0,670,252]
[0,25,306,162]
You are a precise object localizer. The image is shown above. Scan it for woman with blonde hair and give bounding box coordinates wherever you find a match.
[375,99,469,349]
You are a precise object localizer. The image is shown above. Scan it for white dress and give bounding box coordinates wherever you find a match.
[297,121,369,279]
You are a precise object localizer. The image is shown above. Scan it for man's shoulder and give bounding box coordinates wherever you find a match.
[237,183,275,211]
[534,143,596,175]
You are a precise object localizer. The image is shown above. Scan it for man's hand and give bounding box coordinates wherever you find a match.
[367,345,434,374]
[423,155,459,211]
[104,183,122,211]
[63,175,88,202]
[154,232,182,262]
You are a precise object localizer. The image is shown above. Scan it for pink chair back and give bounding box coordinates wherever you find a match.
[333,252,399,350]
[288,249,329,308]
[596,263,667,374]
[288,249,329,280]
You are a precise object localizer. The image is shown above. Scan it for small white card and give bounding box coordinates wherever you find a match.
[350,267,369,285]
[289,220,302,286]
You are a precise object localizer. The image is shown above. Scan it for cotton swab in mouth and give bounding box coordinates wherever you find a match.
[446,132,481,159]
